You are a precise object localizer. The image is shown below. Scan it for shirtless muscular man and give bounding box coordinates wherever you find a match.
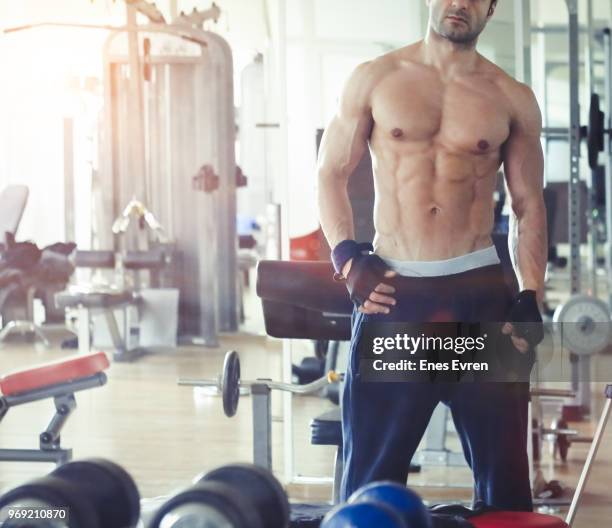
[317,0,547,511]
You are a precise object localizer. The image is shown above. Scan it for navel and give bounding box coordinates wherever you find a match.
[430,206,440,216]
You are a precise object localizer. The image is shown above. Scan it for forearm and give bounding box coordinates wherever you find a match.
[317,174,355,249]
[509,201,547,301]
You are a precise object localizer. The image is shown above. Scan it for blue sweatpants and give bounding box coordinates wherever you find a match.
[340,263,533,511]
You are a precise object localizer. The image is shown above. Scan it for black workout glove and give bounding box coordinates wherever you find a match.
[344,253,390,307]
[506,290,544,348]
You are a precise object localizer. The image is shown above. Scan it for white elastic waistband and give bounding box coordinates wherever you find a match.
[379,246,501,277]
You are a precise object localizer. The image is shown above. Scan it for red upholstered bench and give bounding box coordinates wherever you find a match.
[0,352,109,396]
[471,512,569,528]
[0,352,109,465]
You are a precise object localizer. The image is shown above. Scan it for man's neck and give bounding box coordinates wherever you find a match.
[420,29,480,78]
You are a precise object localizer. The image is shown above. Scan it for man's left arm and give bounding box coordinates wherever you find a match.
[503,83,547,304]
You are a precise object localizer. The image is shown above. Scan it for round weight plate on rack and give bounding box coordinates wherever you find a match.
[222,350,241,417]
[588,93,605,170]
[553,295,611,355]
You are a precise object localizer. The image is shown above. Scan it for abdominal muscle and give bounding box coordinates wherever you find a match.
[370,140,500,262]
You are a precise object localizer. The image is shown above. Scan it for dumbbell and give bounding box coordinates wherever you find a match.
[0,459,140,528]
[148,463,290,528]
[179,350,343,417]
[323,481,432,528]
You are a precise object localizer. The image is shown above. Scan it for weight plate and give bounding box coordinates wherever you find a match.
[553,295,611,355]
[222,350,241,417]
[52,459,140,528]
[201,464,290,528]
[588,93,605,170]
[147,481,263,528]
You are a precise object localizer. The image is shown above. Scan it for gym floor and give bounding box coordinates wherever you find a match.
[0,275,611,527]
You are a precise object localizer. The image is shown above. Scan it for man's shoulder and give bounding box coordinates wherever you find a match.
[352,43,423,82]
[478,57,536,102]
[477,57,539,117]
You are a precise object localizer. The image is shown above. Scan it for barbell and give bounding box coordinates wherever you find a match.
[178,350,343,417]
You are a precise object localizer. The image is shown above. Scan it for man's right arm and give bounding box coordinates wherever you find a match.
[317,61,375,266]
[317,62,396,314]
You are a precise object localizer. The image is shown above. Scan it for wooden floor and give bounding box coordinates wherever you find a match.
[0,310,611,525]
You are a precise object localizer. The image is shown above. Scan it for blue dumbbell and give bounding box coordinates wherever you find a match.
[322,500,407,528]
[348,481,432,527]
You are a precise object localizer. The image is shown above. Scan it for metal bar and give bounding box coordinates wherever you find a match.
[213,28,239,334]
[333,448,343,504]
[4,374,107,407]
[424,404,448,451]
[41,394,76,449]
[125,4,147,242]
[78,306,90,355]
[514,0,532,84]
[258,373,340,393]
[566,396,612,525]
[0,449,72,465]
[4,22,216,49]
[178,378,221,388]
[276,0,294,485]
[586,0,599,296]
[604,29,612,307]
[531,25,590,34]
[104,309,127,355]
[542,127,571,135]
[530,388,576,398]
[251,384,272,471]
[63,118,75,242]
[565,1,588,414]
[567,0,582,295]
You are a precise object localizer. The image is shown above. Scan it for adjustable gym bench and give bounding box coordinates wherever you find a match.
[55,249,173,361]
[0,352,109,465]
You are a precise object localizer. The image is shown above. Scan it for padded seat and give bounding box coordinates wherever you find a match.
[55,288,136,310]
[311,409,342,446]
[471,512,569,528]
[0,352,109,396]
[123,250,166,270]
[74,250,115,269]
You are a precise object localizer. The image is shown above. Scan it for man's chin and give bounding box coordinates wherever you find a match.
[441,28,476,44]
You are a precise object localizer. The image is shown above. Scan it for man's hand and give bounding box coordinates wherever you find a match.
[358,269,398,314]
[503,290,544,354]
[342,255,397,314]
[501,323,530,354]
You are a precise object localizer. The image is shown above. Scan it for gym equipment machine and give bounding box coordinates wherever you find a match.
[5,3,240,346]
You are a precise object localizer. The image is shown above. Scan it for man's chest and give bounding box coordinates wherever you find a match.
[370,71,512,154]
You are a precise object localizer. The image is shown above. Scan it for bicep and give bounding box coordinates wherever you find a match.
[318,112,372,181]
[318,63,375,182]
[503,93,544,215]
